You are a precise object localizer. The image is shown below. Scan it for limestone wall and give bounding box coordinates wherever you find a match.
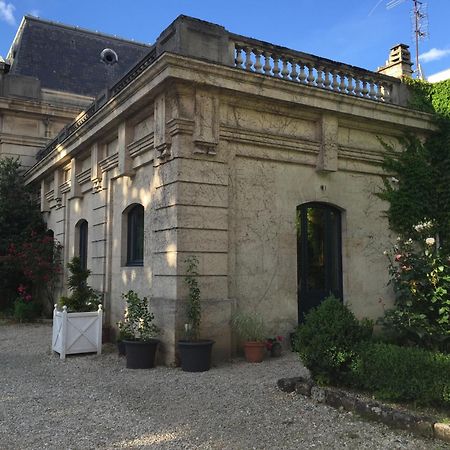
[29,53,435,365]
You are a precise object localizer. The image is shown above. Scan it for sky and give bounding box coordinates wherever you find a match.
[0,0,449,81]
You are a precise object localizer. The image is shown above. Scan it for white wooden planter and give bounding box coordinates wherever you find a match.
[52,304,103,360]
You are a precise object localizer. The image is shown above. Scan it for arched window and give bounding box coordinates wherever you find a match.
[126,204,144,266]
[76,220,88,270]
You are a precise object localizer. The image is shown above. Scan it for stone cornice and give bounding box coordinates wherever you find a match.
[24,52,436,184]
[0,96,82,119]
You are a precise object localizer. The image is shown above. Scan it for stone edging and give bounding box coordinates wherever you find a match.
[277,377,450,443]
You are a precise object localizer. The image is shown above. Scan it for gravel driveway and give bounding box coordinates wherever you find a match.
[1,323,448,450]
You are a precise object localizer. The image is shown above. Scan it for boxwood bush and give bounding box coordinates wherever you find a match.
[293,296,372,384]
[350,341,450,407]
[294,296,450,407]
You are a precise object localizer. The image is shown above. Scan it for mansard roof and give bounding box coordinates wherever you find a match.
[6,16,151,97]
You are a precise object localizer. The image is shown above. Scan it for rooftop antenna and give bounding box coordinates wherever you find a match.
[386,0,429,79]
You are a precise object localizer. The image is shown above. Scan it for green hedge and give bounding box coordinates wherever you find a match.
[294,297,450,408]
[349,341,450,407]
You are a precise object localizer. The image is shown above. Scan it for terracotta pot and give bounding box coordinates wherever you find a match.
[243,341,266,363]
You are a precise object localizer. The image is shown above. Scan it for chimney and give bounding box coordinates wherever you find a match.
[377,44,413,79]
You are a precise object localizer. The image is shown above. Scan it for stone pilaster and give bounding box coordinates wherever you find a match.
[317,113,338,172]
[117,121,135,177]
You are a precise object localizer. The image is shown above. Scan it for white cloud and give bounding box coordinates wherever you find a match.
[419,48,450,63]
[28,9,39,17]
[427,68,450,83]
[0,1,15,25]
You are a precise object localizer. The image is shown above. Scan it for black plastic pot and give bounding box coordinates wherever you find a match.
[117,340,126,356]
[178,340,214,372]
[123,339,159,369]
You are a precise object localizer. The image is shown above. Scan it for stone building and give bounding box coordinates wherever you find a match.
[21,16,434,364]
[0,15,150,168]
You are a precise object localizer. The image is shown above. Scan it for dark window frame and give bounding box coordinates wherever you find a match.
[126,204,144,266]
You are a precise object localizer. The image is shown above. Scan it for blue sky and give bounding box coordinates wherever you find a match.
[0,0,449,80]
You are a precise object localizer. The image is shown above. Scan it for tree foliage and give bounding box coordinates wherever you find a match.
[0,157,44,252]
[0,157,51,311]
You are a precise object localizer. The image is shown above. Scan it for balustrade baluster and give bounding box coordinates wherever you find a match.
[299,63,307,83]
[339,73,346,92]
[245,47,253,71]
[323,68,331,89]
[281,57,290,79]
[361,79,369,98]
[375,82,383,101]
[369,80,377,99]
[290,60,299,81]
[347,74,354,95]
[316,66,324,87]
[354,78,362,96]
[235,46,244,69]
[331,71,339,91]
[263,52,272,75]
[307,65,315,85]
[273,55,281,77]
[254,49,263,73]
[383,83,391,103]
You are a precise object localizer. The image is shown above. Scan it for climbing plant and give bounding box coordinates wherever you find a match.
[378,78,450,350]
[378,79,450,252]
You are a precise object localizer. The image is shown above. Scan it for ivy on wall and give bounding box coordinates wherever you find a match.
[378,78,450,252]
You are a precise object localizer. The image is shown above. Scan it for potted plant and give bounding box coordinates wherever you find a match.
[120,290,160,369]
[231,312,267,363]
[178,256,214,372]
[52,256,103,360]
[266,335,284,357]
[116,318,133,356]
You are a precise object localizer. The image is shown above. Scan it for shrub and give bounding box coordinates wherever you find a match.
[13,298,42,322]
[294,296,372,384]
[350,341,450,407]
[120,290,159,342]
[382,236,450,352]
[184,256,201,341]
[59,257,101,312]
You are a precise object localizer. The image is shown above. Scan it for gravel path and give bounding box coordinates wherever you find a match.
[1,323,448,450]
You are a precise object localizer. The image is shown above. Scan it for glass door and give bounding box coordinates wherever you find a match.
[297,203,343,321]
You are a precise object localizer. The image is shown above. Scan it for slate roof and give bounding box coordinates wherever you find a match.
[7,16,151,97]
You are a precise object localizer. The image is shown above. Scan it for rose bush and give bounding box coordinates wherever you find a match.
[383,236,450,352]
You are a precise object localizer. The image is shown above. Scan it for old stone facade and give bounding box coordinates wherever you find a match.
[23,16,434,364]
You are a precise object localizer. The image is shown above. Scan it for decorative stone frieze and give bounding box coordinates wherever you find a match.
[53,170,62,208]
[154,93,171,159]
[40,179,49,213]
[68,158,82,199]
[193,88,219,155]
[90,143,103,193]
[117,121,135,177]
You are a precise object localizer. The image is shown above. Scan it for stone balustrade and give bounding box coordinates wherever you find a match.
[231,34,400,104]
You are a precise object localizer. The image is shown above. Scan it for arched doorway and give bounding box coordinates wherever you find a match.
[297,202,343,321]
